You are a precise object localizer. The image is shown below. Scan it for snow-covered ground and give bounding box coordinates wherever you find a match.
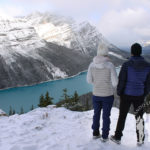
[0,106,149,150]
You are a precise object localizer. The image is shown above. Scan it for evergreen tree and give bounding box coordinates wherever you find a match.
[38,94,45,107]
[61,88,70,102]
[72,91,79,103]
[9,106,13,116]
[12,110,16,115]
[38,92,53,107]
[45,91,53,106]
[20,107,24,114]
[30,105,34,110]
[62,88,72,108]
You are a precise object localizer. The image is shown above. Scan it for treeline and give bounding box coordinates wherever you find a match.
[9,88,90,116]
[9,89,150,116]
[9,91,52,116]
[38,88,90,111]
[9,105,34,116]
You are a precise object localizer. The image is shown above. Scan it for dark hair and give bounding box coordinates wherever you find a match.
[131,43,142,56]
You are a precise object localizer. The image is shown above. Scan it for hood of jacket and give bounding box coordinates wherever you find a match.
[92,55,110,68]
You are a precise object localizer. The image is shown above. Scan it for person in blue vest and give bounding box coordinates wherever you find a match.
[87,42,118,142]
[111,43,150,146]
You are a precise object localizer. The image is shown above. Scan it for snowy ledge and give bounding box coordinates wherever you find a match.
[0,106,149,150]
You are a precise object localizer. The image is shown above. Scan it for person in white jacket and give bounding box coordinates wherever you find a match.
[87,43,118,142]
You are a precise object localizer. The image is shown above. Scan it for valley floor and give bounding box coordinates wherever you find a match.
[0,106,150,150]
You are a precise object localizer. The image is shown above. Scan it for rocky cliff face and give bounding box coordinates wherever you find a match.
[0,41,92,89]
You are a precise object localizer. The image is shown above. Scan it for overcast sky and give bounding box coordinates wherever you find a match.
[0,0,150,49]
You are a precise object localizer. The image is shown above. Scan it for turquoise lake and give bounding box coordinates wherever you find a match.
[0,71,92,114]
[0,67,120,114]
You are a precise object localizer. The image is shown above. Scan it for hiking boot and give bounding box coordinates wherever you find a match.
[93,130,101,139]
[137,141,144,146]
[110,135,121,144]
[100,137,109,142]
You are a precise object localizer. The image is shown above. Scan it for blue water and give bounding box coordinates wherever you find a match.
[0,72,92,114]
[0,67,120,114]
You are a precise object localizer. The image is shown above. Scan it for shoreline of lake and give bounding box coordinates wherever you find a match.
[0,70,92,114]
[0,70,88,92]
[0,67,120,114]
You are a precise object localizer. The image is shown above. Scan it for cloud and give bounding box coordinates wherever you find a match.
[98,8,150,47]
[1,0,150,47]
[0,5,25,17]
[7,0,123,18]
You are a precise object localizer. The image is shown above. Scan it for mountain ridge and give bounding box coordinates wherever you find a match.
[0,12,129,89]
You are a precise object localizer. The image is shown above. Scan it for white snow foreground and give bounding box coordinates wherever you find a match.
[0,106,150,150]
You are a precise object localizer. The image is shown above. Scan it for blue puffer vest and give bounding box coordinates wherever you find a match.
[117,56,150,96]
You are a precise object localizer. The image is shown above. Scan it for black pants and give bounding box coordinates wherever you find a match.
[115,95,145,142]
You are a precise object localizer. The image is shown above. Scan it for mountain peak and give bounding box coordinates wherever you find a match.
[143,40,150,47]
[27,11,43,18]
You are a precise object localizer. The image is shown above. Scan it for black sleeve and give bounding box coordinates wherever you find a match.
[117,63,128,96]
[144,71,150,96]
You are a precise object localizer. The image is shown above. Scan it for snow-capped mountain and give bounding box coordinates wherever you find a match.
[0,13,91,89]
[0,15,45,64]
[35,21,101,56]
[26,12,128,57]
[0,12,128,89]
[25,12,104,55]
[0,106,150,150]
[140,41,150,54]
[143,40,150,47]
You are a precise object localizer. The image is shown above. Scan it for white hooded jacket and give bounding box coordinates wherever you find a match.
[87,55,118,97]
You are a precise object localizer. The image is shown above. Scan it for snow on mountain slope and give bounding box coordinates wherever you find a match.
[0,13,92,89]
[26,12,129,57]
[109,52,126,60]
[0,12,129,89]
[27,12,101,55]
[0,106,149,150]
[143,41,150,47]
[141,41,150,54]
[0,16,45,62]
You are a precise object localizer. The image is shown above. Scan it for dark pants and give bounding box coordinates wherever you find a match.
[115,95,145,142]
[92,95,114,139]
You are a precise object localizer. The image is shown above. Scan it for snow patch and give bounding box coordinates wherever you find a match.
[109,51,125,60]
[0,16,46,61]
[51,66,68,79]
[0,109,7,116]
